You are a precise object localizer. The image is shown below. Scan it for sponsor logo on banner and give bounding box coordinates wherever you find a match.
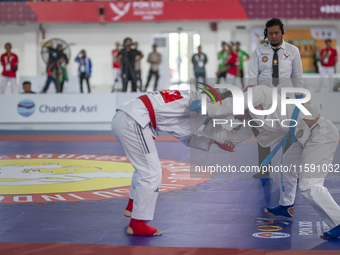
[253,232,290,239]
[320,5,340,14]
[109,2,131,21]
[0,154,210,204]
[109,1,164,21]
[17,99,35,117]
[16,99,98,116]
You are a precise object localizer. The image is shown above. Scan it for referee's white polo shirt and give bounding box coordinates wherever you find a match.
[248,40,303,93]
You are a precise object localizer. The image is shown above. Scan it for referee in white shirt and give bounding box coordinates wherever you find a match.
[248,18,304,178]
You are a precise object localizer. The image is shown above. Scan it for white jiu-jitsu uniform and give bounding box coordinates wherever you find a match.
[112,89,212,220]
[203,85,340,229]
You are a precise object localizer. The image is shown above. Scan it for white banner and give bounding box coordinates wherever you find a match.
[310,27,337,39]
[0,93,143,123]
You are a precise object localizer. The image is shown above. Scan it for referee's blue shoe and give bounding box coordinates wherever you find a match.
[264,204,294,218]
[321,225,340,239]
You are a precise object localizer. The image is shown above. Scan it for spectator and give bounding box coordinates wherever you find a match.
[216,41,228,84]
[313,46,321,74]
[58,58,68,92]
[334,81,340,92]
[118,37,142,92]
[75,50,92,93]
[22,81,35,94]
[192,45,208,89]
[111,42,122,92]
[0,42,18,94]
[317,39,338,93]
[57,44,69,93]
[41,47,62,93]
[217,42,240,89]
[134,42,144,92]
[235,41,250,89]
[144,44,162,92]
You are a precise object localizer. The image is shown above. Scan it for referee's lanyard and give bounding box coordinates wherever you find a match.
[261,106,301,192]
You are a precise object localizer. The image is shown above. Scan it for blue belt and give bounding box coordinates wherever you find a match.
[261,106,301,191]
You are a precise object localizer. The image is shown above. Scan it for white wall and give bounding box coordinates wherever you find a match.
[1,19,340,90]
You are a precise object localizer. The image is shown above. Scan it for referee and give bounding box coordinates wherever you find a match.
[248,18,303,178]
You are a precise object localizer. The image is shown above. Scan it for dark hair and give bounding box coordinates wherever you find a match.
[123,37,132,45]
[264,18,285,38]
[325,38,331,43]
[235,41,241,45]
[221,41,227,45]
[5,42,11,47]
[152,44,157,47]
[22,81,31,87]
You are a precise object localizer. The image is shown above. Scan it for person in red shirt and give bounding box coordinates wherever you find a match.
[216,42,241,90]
[1,42,18,94]
[317,38,338,93]
[111,42,122,92]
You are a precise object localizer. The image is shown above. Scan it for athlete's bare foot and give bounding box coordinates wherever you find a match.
[288,207,294,216]
[320,234,330,240]
[127,226,162,236]
[124,209,132,217]
[264,208,274,216]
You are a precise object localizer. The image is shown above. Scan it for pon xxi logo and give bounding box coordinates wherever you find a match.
[0,154,210,204]
[17,99,35,117]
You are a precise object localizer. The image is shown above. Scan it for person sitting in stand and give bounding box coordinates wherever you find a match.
[22,81,35,94]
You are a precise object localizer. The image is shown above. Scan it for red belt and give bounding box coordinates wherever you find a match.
[138,95,157,129]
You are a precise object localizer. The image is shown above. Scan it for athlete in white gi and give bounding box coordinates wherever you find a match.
[112,89,230,236]
[196,85,340,239]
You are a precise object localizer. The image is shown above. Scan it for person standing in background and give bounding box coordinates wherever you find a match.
[317,39,338,93]
[216,41,229,84]
[248,18,303,178]
[0,42,18,94]
[118,38,142,92]
[58,58,68,93]
[134,42,144,92]
[216,42,240,89]
[112,42,122,92]
[235,41,250,89]
[22,81,35,94]
[314,46,321,74]
[144,44,162,92]
[192,45,208,89]
[56,44,69,93]
[75,50,92,93]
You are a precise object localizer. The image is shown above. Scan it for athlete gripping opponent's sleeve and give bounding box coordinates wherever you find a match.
[200,85,340,240]
[111,89,235,236]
